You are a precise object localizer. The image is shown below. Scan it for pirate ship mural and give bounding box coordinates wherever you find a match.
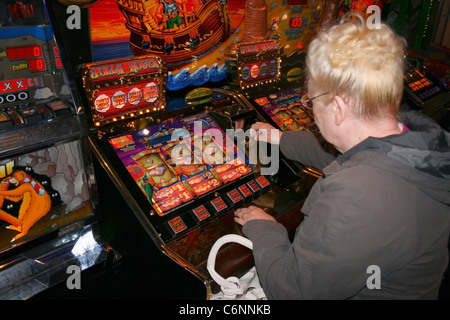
[92,0,327,90]
[115,0,230,68]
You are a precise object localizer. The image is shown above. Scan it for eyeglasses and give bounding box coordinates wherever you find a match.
[300,92,331,110]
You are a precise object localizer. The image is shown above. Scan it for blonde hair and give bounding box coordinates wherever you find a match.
[306,13,406,120]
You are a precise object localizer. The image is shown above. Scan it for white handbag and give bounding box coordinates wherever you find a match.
[207,234,267,300]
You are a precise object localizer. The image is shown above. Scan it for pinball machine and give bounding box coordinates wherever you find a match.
[0,0,115,299]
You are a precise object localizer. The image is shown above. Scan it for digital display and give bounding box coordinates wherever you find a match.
[28,58,46,71]
[108,112,254,216]
[7,45,43,60]
[54,57,62,69]
[289,16,303,29]
[405,69,432,92]
[53,45,63,69]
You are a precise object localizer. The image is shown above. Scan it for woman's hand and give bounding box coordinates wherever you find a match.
[234,205,276,226]
[250,122,283,145]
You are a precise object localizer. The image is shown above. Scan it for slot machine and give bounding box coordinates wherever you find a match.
[214,0,340,180]
[401,56,450,127]
[222,39,325,178]
[0,0,114,299]
[73,54,310,298]
[42,0,336,299]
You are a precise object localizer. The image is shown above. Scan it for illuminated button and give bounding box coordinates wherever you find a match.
[192,205,210,222]
[18,105,43,124]
[247,180,260,193]
[255,175,270,189]
[210,197,228,214]
[168,216,187,235]
[47,100,72,118]
[0,112,14,130]
[238,184,252,198]
[225,189,244,205]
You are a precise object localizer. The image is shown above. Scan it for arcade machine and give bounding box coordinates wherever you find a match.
[401,56,450,128]
[219,0,339,179]
[0,0,114,299]
[26,0,340,299]
[45,0,336,299]
[73,53,311,298]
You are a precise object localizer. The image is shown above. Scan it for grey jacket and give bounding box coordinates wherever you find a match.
[243,110,450,299]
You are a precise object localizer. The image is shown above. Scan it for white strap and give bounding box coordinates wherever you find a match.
[207,234,253,297]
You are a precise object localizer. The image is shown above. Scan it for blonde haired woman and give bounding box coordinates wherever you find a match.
[235,14,450,299]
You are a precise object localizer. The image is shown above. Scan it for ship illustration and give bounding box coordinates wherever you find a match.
[115,0,231,69]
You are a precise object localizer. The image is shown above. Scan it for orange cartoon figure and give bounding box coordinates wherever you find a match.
[0,169,52,242]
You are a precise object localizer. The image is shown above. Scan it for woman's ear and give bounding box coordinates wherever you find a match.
[333,95,348,126]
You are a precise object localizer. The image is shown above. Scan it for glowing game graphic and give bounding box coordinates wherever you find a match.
[90,0,326,90]
[0,141,94,251]
[108,111,253,216]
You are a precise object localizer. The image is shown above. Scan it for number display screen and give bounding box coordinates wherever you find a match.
[7,45,43,60]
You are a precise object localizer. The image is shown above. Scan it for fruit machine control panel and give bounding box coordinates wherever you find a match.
[77,54,309,298]
[0,5,74,130]
[0,0,112,299]
[401,56,449,125]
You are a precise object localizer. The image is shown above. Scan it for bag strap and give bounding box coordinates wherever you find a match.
[207,234,253,296]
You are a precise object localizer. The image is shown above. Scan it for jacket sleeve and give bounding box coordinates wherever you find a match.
[279,131,337,171]
[242,165,415,299]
